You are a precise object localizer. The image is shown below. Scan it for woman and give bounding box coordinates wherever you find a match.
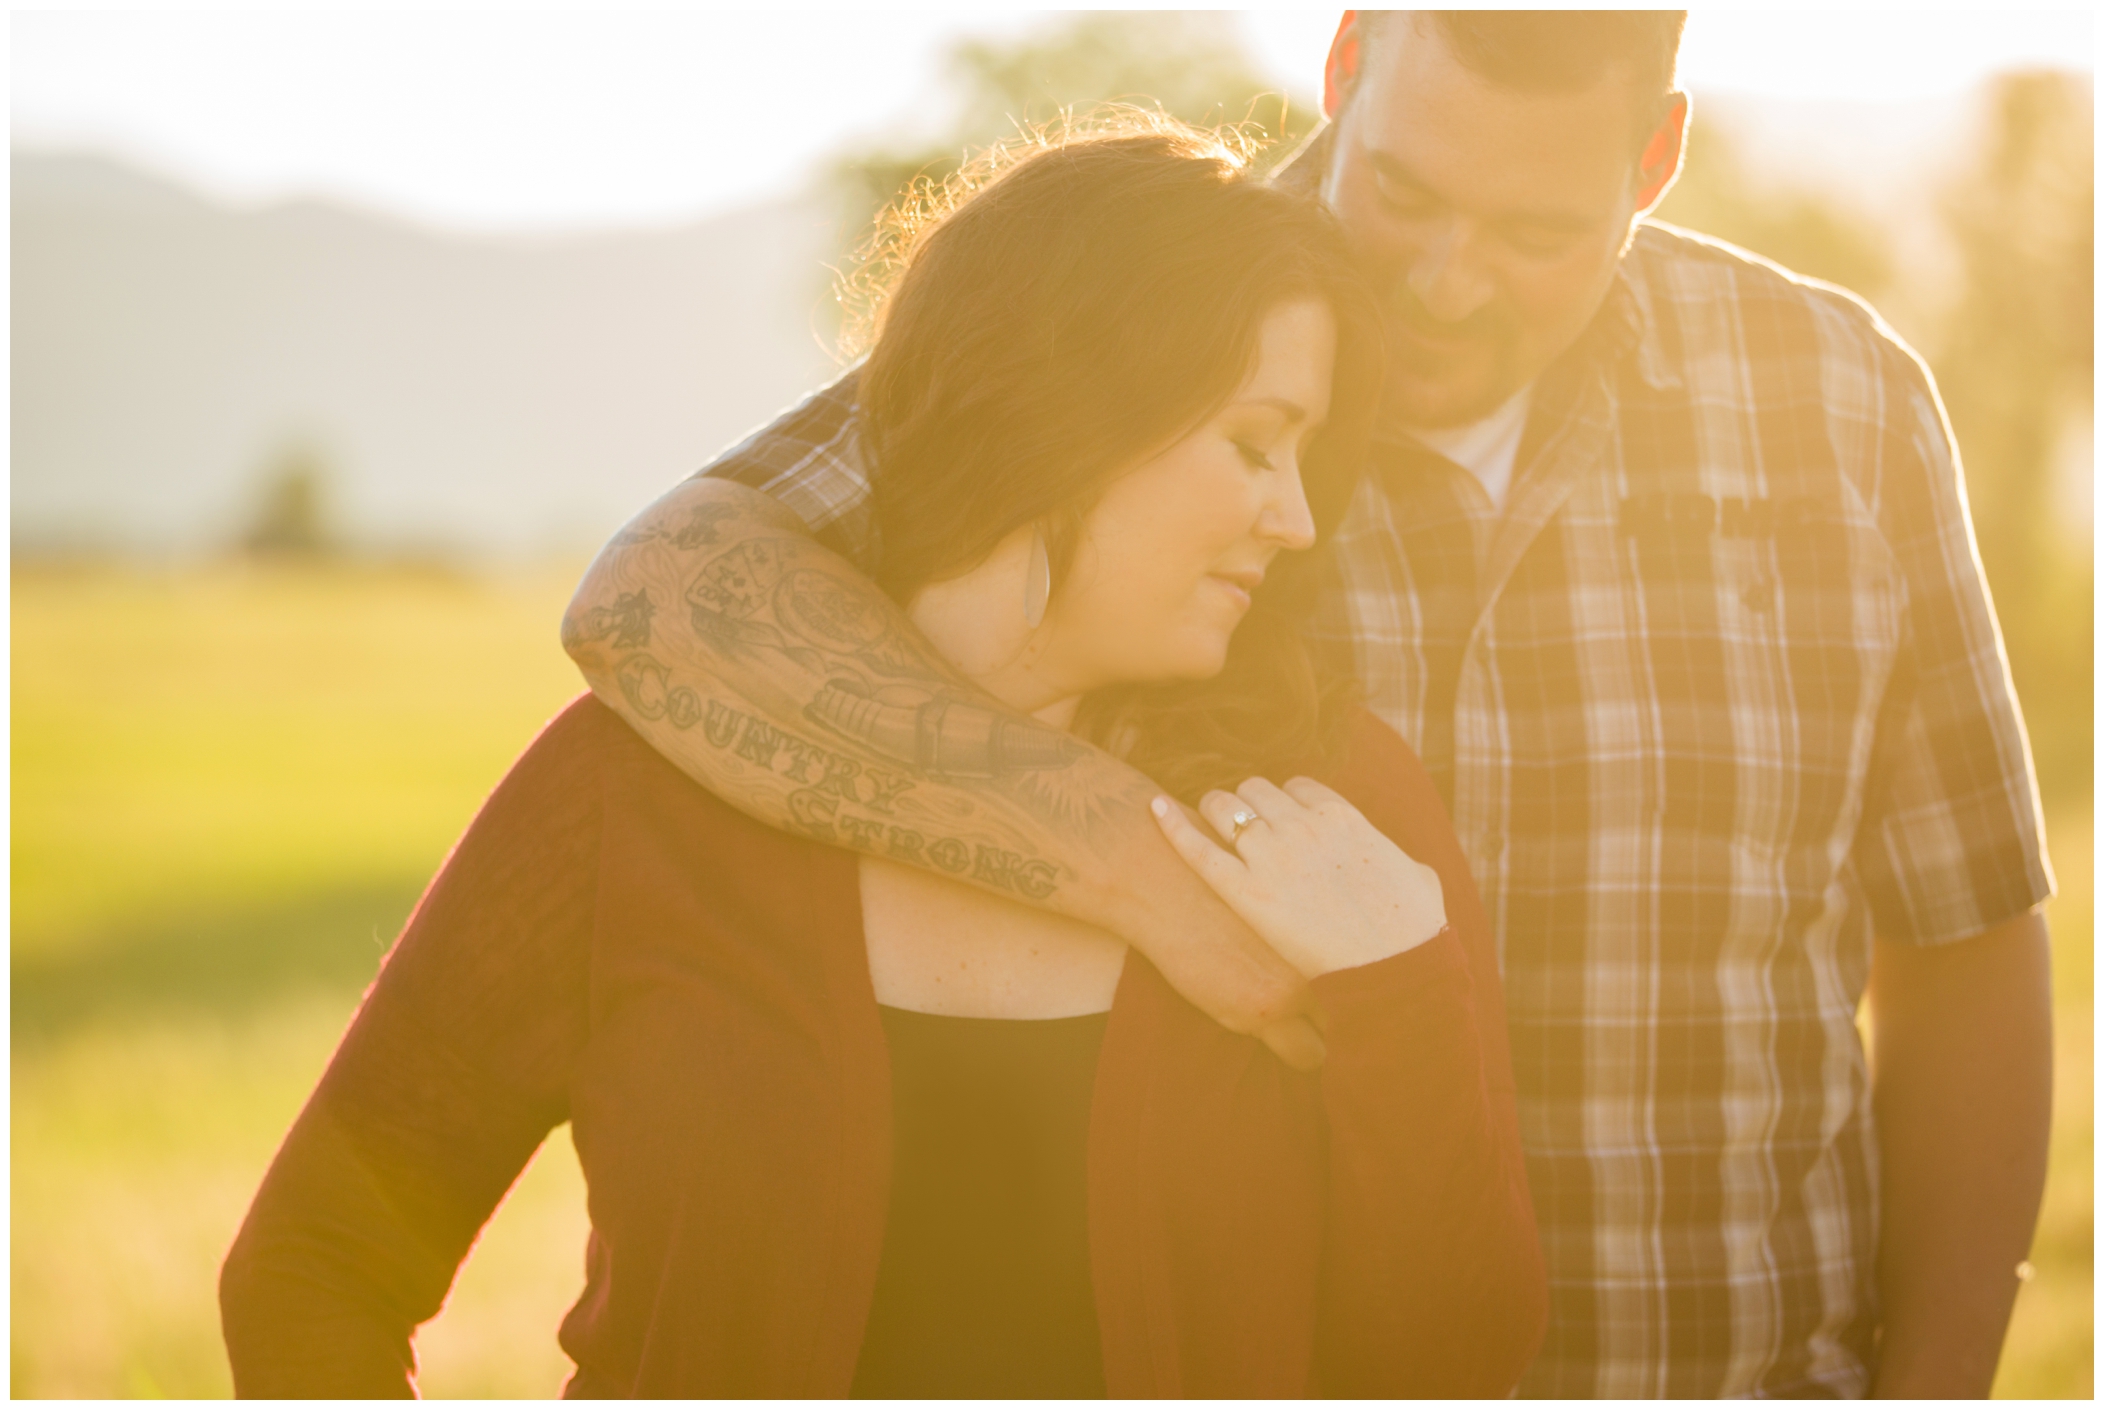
[220,118,1546,1398]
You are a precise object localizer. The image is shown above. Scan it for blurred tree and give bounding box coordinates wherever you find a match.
[1652,117,1895,304]
[828,12,1315,312]
[1930,71,2093,804]
[240,443,338,558]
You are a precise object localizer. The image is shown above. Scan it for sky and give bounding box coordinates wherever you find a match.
[12,8,2095,233]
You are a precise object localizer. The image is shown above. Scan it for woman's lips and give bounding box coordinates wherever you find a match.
[1207,571,1261,611]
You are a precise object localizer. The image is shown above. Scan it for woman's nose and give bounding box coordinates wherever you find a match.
[1261,468,1319,551]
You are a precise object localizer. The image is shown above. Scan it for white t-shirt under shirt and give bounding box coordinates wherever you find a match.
[1405,383,1534,510]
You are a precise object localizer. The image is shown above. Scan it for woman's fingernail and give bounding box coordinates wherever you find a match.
[1150,796,1169,819]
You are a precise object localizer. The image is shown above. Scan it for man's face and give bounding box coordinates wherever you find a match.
[1322,19,1651,428]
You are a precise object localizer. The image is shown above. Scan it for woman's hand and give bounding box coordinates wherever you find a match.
[1150,777,1447,980]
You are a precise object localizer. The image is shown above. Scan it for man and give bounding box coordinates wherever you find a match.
[560,12,2052,1396]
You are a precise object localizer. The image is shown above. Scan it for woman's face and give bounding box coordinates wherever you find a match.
[1042,297,1337,691]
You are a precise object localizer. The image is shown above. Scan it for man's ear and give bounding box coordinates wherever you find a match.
[1322,11,1362,120]
[1634,93,1690,212]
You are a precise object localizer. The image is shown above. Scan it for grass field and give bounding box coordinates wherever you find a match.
[13,562,596,1397]
[10,562,2093,1397]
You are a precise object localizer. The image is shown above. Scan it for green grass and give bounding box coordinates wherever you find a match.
[10,562,2093,1396]
[11,997,593,1397]
[1994,808,2095,1399]
[13,562,594,1397]
[13,562,590,957]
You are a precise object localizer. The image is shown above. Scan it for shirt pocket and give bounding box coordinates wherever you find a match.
[1620,490,1905,869]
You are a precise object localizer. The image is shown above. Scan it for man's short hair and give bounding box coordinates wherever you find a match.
[1363,10,1688,144]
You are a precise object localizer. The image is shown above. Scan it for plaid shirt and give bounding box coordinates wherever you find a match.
[701,221,2052,1397]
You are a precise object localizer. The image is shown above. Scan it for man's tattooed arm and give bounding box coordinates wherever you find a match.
[567,484,1101,902]
[563,476,1322,1066]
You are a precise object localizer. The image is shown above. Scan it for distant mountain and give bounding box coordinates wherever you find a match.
[15,82,2066,559]
[12,150,845,557]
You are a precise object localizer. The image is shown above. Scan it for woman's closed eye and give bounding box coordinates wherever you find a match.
[1234,440,1276,472]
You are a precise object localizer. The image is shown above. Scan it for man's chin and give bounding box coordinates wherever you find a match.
[1384,338,1520,429]
[1385,368,1515,431]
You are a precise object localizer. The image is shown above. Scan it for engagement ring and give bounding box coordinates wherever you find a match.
[1228,807,1261,843]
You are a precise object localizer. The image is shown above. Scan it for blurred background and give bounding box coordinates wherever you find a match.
[11,9,2092,1397]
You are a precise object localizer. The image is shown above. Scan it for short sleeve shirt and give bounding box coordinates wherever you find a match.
[699,220,2052,1398]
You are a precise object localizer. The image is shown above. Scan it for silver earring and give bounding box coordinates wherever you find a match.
[1023,527,1051,628]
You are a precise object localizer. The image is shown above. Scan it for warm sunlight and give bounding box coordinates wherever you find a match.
[15,10,2091,232]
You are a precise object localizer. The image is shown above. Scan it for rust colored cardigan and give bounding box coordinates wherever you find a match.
[220,696,1545,1397]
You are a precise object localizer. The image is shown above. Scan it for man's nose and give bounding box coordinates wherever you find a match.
[1406,217,1497,323]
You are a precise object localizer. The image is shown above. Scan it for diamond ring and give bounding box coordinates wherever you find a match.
[1228,806,1262,843]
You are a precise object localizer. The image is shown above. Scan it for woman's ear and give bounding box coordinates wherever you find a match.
[1322,11,1362,121]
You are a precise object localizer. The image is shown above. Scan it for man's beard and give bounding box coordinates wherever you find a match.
[1381,282,1523,430]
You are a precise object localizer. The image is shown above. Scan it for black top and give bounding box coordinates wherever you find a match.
[851,1005,1110,1399]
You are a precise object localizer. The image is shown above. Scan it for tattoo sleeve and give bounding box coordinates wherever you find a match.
[561,478,1157,910]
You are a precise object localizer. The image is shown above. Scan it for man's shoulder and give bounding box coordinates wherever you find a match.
[1625,221,1882,323]
[1623,222,1931,393]
[698,367,865,491]
[1618,223,1961,533]
[693,366,876,561]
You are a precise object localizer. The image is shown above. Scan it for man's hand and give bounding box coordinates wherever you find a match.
[563,476,1324,1067]
[1867,908,2052,1397]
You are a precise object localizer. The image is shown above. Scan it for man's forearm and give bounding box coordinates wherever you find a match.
[563,477,1319,1060]
[1867,910,2052,1397]
[564,478,1130,909]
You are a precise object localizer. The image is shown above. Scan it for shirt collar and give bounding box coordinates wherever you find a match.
[1609,236,1682,392]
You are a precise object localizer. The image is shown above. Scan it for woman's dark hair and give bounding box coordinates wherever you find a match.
[850,110,1384,802]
